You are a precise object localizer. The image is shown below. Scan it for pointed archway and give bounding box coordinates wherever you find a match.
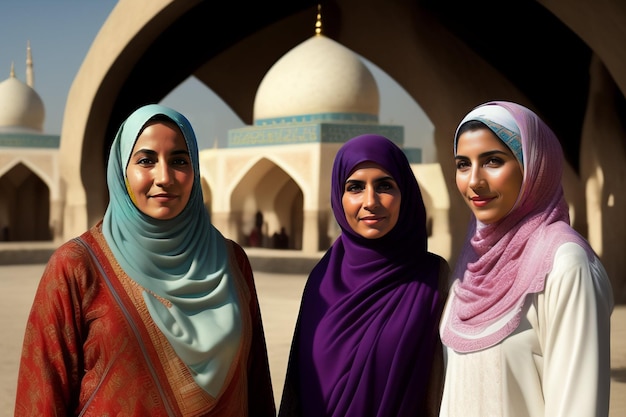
[0,162,51,241]
[230,157,303,250]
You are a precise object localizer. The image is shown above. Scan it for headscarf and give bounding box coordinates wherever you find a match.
[102,104,241,396]
[440,101,593,352]
[294,134,444,416]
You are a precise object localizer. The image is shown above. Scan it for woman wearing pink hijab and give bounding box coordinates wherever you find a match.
[439,101,614,416]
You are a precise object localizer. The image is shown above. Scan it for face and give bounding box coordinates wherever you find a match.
[125,120,194,220]
[455,127,523,224]
[342,161,401,239]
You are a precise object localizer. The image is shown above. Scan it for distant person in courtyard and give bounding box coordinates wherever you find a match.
[14,104,275,416]
[248,210,264,247]
[273,227,289,249]
[278,134,449,417]
[439,101,614,416]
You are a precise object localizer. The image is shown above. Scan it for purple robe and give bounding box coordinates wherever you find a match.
[280,134,448,417]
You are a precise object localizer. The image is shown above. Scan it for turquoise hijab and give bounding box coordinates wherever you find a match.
[102,104,241,397]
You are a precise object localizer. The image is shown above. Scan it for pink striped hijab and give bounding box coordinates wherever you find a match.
[440,101,593,352]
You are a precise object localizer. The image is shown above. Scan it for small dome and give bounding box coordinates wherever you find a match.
[0,76,45,131]
[254,35,379,120]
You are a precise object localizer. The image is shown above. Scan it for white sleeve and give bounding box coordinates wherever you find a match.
[541,242,613,417]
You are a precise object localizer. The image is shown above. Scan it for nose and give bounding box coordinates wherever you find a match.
[363,186,379,211]
[468,166,486,190]
[155,163,174,186]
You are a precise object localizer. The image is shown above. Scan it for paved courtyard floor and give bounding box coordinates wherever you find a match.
[1,264,624,416]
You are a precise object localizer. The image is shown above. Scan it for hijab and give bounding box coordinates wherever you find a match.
[102,104,241,396]
[441,101,593,352]
[294,134,444,416]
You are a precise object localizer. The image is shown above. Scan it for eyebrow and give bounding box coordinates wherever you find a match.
[131,148,190,158]
[455,149,511,160]
[345,175,395,184]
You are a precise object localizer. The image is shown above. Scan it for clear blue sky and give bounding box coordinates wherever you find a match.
[0,0,435,160]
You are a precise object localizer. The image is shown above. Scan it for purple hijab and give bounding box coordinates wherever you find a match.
[288,134,445,416]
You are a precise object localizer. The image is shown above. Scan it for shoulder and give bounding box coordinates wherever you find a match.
[225,239,253,276]
[48,235,91,268]
[551,241,596,275]
[431,252,451,275]
[225,239,249,263]
[44,223,104,281]
[425,252,451,297]
[546,242,613,310]
[534,222,600,285]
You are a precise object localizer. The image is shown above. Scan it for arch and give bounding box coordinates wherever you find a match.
[57,0,626,300]
[0,162,51,241]
[223,153,309,201]
[230,157,304,250]
[0,156,56,198]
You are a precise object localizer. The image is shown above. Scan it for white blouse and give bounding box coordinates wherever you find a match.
[439,242,614,417]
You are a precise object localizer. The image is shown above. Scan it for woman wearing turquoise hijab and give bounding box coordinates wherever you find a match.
[15,104,276,416]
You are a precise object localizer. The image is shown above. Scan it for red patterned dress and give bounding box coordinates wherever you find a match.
[15,222,275,416]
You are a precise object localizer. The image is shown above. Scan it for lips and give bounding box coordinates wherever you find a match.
[360,216,384,224]
[151,193,177,201]
[470,196,494,207]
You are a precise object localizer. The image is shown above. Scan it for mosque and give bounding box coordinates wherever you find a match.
[197,17,449,257]
[0,18,450,260]
[0,1,624,303]
[0,42,61,243]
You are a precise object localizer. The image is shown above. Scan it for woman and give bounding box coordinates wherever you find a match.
[279,134,449,417]
[439,101,614,416]
[15,104,275,416]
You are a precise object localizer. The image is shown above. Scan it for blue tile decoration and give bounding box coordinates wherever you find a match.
[0,133,60,148]
[228,112,404,148]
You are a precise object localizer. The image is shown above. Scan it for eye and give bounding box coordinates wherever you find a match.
[136,157,155,165]
[345,181,364,193]
[455,159,470,170]
[171,157,190,166]
[375,180,396,192]
[485,157,504,167]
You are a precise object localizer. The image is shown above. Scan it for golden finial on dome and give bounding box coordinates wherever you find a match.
[10,61,15,78]
[315,4,322,36]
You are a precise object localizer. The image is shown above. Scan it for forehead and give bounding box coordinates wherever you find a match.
[134,121,186,145]
[348,161,393,177]
[456,127,514,154]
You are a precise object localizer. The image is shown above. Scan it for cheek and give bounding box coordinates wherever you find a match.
[389,197,402,224]
[341,196,351,219]
[177,172,195,200]
[496,168,522,196]
[506,175,523,205]
[455,173,466,193]
[179,171,194,190]
[342,194,364,224]
[126,169,148,194]
[342,194,355,212]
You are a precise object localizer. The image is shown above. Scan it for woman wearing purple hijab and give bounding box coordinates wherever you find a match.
[278,134,449,417]
[439,101,614,416]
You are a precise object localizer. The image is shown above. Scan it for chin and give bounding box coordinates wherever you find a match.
[148,209,182,220]
[361,230,391,239]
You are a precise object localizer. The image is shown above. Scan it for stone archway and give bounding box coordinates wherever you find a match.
[0,162,51,241]
[229,157,304,250]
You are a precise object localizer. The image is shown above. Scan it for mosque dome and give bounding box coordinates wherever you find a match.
[0,75,45,131]
[253,34,380,120]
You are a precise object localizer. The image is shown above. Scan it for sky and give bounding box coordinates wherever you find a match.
[0,1,436,161]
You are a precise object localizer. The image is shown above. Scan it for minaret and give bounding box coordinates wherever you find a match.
[26,40,34,87]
